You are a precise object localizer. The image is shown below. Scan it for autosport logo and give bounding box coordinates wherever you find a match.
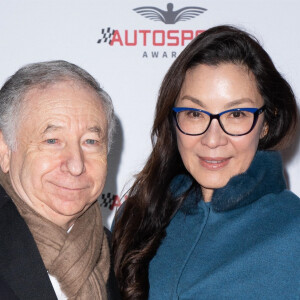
[97,3,207,58]
[100,193,125,210]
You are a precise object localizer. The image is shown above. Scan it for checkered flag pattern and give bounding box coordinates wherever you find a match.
[100,193,114,207]
[97,27,115,44]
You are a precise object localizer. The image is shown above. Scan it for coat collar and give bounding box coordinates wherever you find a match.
[0,186,57,300]
[172,151,287,213]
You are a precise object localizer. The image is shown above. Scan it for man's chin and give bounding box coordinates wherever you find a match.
[48,196,95,217]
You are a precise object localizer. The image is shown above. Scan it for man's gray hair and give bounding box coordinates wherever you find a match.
[0,60,115,151]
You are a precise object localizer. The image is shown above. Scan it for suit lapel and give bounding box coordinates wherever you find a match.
[0,187,57,300]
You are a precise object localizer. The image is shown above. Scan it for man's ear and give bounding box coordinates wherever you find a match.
[0,131,11,173]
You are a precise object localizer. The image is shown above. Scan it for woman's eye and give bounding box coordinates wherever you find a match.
[230,111,245,118]
[46,139,58,144]
[186,111,203,118]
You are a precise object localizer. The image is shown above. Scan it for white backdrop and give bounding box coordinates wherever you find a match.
[0,0,299,227]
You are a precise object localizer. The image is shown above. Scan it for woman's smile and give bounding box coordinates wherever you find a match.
[198,156,231,170]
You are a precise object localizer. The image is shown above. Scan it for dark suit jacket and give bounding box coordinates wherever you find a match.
[0,278,19,299]
[0,186,120,300]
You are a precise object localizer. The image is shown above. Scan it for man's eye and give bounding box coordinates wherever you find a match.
[46,139,58,144]
[86,139,98,145]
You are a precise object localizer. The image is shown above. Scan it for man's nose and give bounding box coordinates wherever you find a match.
[61,142,85,176]
[201,119,228,149]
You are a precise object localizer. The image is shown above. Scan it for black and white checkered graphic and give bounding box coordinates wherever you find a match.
[97,27,115,44]
[100,193,114,207]
[100,193,122,210]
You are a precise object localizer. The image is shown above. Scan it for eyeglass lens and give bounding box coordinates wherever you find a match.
[176,109,255,135]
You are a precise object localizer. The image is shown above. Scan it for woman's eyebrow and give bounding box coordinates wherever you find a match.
[179,95,207,109]
[179,96,256,109]
[224,98,255,109]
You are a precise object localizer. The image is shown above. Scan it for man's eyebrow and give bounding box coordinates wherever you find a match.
[88,126,102,137]
[179,95,207,109]
[42,124,63,134]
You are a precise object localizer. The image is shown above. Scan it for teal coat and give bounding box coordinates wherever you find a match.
[149,151,300,299]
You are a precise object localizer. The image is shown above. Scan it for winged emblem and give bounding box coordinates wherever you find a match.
[133,3,207,24]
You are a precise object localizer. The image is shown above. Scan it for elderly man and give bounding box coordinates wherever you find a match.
[0,61,118,299]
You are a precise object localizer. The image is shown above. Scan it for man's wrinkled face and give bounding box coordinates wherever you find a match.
[0,81,108,228]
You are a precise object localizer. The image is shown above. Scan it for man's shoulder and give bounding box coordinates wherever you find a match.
[0,188,22,240]
[0,185,13,210]
[0,189,57,300]
[0,278,19,300]
[103,226,121,300]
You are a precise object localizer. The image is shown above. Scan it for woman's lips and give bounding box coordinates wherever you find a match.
[199,157,231,170]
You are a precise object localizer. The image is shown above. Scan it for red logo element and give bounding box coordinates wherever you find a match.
[109,29,204,46]
[109,195,122,210]
[100,193,127,210]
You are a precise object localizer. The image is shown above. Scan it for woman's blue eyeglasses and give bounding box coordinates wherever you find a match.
[172,106,266,136]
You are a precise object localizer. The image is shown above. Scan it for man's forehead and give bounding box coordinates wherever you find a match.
[21,82,105,113]
[17,83,107,133]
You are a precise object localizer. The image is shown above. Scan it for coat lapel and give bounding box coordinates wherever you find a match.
[0,186,57,300]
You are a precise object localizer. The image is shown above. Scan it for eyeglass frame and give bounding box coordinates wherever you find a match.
[172,105,266,136]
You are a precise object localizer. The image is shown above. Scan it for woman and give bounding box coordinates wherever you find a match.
[112,26,300,299]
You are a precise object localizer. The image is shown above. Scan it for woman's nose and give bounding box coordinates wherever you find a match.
[201,119,228,148]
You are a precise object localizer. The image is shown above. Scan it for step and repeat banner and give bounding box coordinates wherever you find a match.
[0,0,299,227]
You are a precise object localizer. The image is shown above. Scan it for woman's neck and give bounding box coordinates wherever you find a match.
[201,187,214,203]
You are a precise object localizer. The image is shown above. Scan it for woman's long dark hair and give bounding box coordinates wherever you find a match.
[112,25,298,299]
